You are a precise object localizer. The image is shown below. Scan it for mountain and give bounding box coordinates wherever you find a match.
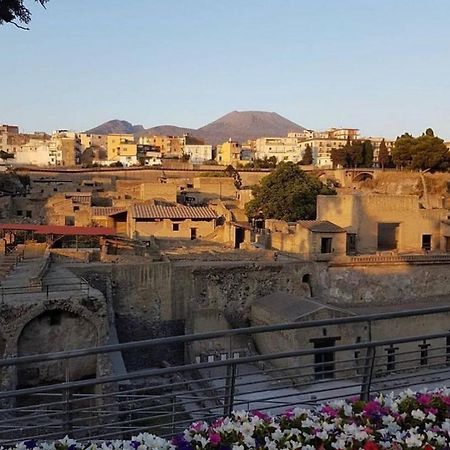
[142,125,196,137]
[86,120,145,135]
[197,111,306,145]
[86,111,306,145]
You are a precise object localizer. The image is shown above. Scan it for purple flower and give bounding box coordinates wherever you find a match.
[23,440,37,449]
[130,441,140,449]
[171,435,193,450]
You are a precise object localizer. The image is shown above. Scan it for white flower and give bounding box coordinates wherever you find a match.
[411,409,426,421]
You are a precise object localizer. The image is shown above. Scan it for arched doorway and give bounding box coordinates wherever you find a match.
[17,310,98,387]
[302,273,313,297]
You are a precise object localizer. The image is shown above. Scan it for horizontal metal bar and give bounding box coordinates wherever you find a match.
[2,305,450,367]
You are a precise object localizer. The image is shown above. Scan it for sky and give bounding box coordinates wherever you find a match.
[2,0,450,138]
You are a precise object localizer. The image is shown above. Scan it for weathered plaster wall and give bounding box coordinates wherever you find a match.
[328,263,450,304]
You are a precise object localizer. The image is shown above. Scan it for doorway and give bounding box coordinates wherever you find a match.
[234,227,245,249]
[190,228,197,240]
[312,337,336,380]
[421,234,432,251]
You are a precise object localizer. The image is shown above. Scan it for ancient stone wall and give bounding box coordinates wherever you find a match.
[328,263,450,304]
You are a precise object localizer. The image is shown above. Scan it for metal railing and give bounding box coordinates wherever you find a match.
[1,306,450,444]
[0,278,91,302]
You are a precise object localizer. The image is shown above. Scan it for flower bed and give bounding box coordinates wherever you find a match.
[7,388,450,450]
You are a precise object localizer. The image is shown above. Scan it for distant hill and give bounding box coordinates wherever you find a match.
[197,111,306,145]
[142,125,196,137]
[86,111,306,145]
[86,120,145,135]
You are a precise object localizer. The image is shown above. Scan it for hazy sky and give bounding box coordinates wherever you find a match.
[2,0,450,138]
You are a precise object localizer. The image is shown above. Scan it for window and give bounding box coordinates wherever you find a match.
[386,345,397,373]
[26,210,32,218]
[65,216,75,226]
[320,237,332,254]
[419,341,430,366]
[16,210,22,216]
[74,206,80,212]
[172,223,180,231]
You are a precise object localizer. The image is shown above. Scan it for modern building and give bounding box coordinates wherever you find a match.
[106,134,138,166]
[138,135,184,159]
[217,139,241,166]
[255,136,303,163]
[137,144,162,166]
[77,133,108,151]
[183,144,213,163]
[298,138,348,168]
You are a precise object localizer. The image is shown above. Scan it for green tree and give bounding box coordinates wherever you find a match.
[392,133,415,168]
[299,145,313,165]
[377,139,390,169]
[245,162,336,222]
[0,0,48,29]
[361,140,374,167]
[330,147,346,168]
[224,164,242,189]
[412,133,450,171]
[392,130,449,171]
[347,141,363,167]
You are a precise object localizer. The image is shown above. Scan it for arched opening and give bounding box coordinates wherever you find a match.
[353,172,374,182]
[17,310,98,387]
[302,273,313,297]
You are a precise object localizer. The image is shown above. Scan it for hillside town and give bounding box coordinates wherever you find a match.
[1,119,397,169]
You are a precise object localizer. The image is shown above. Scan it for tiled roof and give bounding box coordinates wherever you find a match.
[297,220,345,233]
[132,204,218,220]
[65,192,92,204]
[91,207,127,217]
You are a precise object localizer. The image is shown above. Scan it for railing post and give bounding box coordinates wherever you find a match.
[223,361,237,417]
[63,358,73,436]
[360,345,376,402]
[171,395,176,435]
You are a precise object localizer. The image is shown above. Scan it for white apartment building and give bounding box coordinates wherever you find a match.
[183,144,213,163]
[13,141,54,166]
[298,138,348,168]
[255,136,304,163]
[365,137,395,164]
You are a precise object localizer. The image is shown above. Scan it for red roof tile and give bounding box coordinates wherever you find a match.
[132,204,217,220]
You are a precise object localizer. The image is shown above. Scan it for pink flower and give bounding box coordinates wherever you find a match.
[321,405,338,417]
[191,421,205,432]
[252,410,270,421]
[363,401,382,416]
[208,432,221,446]
[417,394,432,406]
[282,409,295,419]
